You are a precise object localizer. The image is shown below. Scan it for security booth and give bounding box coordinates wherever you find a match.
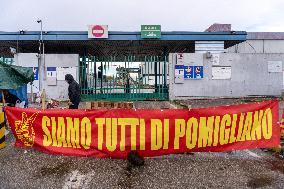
[0,27,246,101]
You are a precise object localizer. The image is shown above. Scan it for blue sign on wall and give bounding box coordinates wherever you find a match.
[183,66,203,79]
[175,65,184,69]
[184,66,194,79]
[194,66,203,79]
[32,67,39,80]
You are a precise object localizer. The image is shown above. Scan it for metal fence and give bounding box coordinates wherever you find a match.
[79,55,169,101]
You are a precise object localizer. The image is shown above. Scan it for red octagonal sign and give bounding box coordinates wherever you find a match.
[92,25,105,38]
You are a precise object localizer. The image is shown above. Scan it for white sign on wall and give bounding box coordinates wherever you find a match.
[212,66,231,80]
[268,61,282,73]
[47,67,57,77]
[211,54,220,66]
[174,65,184,83]
[47,67,57,86]
[176,53,184,65]
[88,25,108,38]
[57,67,77,81]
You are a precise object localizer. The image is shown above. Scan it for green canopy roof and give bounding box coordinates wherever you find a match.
[0,61,34,90]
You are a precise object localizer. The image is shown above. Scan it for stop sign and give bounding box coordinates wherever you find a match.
[88,25,108,38]
[92,25,105,38]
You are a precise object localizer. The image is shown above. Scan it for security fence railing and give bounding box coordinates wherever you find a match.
[79,55,169,101]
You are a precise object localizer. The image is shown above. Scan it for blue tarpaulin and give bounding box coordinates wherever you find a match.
[0,86,28,106]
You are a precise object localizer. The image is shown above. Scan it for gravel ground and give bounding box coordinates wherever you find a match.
[1,99,284,189]
[1,133,284,189]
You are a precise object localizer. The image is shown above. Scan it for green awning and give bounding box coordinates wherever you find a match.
[0,61,34,90]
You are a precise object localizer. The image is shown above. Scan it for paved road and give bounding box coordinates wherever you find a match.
[1,131,284,189]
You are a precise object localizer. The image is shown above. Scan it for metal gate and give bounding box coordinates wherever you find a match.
[79,55,169,101]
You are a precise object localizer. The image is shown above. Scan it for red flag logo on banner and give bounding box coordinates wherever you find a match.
[15,112,38,147]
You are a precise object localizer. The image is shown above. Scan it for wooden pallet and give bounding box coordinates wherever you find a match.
[86,101,133,109]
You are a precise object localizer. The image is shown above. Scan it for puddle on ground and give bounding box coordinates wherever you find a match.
[269,160,284,174]
[117,163,145,189]
[36,162,71,178]
[247,176,273,188]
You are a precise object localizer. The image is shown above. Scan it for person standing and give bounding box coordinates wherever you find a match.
[65,74,80,109]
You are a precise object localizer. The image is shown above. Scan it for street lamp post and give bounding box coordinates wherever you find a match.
[37,19,45,91]
[37,19,46,109]
[37,19,43,45]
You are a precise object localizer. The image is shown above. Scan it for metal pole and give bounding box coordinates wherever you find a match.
[43,43,46,81]
[40,22,43,42]
[94,56,97,94]
[42,20,45,81]
[101,61,103,92]
[163,48,167,88]
[83,48,87,94]
[154,57,158,93]
[37,19,44,90]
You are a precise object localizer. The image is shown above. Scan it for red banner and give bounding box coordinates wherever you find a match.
[5,100,279,159]
[281,110,284,139]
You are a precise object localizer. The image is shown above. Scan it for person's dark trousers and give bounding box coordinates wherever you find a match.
[69,103,79,109]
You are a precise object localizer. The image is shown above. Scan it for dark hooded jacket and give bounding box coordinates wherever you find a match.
[65,74,80,105]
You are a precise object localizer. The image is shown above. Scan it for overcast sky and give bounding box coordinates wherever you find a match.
[0,0,284,32]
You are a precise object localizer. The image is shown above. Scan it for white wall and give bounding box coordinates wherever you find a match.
[227,40,284,53]
[14,53,79,100]
[169,53,284,100]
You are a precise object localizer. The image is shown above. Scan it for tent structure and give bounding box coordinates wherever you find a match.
[0,61,34,105]
[0,61,34,90]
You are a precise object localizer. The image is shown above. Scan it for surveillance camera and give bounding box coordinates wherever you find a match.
[37,19,42,23]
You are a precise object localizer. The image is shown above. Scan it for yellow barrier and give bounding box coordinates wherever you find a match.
[0,112,6,149]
